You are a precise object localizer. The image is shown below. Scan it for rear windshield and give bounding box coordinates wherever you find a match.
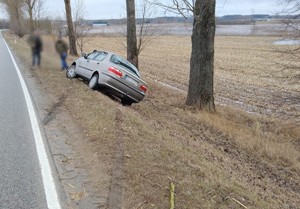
[110,55,140,78]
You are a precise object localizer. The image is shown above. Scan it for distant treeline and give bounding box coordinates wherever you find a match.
[90,14,300,26]
[91,16,191,26]
[90,16,193,26]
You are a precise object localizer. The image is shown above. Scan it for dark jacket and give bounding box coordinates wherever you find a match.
[28,34,43,53]
[55,39,69,55]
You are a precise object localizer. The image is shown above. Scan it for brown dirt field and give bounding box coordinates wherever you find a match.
[4,32,300,209]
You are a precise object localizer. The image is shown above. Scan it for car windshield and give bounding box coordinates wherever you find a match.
[111,55,140,78]
[87,52,98,60]
[94,51,107,61]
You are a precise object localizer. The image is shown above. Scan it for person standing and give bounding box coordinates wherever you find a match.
[55,35,69,70]
[28,30,43,69]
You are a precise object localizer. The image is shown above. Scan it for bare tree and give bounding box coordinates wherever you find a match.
[45,16,65,40]
[147,0,216,111]
[276,0,300,70]
[74,20,93,53]
[280,0,300,37]
[64,0,78,56]
[136,0,159,56]
[23,0,37,33]
[126,0,139,67]
[121,0,159,58]
[3,0,45,34]
[37,17,52,34]
[147,0,193,18]
[34,0,45,29]
[73,0,94,53]
[1,0,26,37]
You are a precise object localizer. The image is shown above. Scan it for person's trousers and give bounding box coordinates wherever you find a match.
[61,52,68,70]
[32,51,41,66]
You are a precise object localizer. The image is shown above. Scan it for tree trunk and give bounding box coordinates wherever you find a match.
[64,0,78,56]
[15,8,22,37]
[28,6,34,33]
[126,0,138,68]
[186,0,216,112]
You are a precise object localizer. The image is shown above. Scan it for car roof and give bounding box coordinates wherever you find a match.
[94,50,114,56]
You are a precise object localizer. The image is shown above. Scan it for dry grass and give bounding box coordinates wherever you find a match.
[84,35,300,169]
[4,31,300,209]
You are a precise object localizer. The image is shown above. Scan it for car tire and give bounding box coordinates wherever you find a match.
[89,74,99,90]
[66,65,77,78]
[121,98,133,106]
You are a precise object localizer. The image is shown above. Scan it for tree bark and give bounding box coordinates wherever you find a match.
[186,0,216,112]
[64,0,78,56]
[126,0,138,68]
[16,9,22,37]
[28,6,34,33]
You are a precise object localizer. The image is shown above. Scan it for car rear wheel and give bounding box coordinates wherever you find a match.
[89,74,99,90]
[66,65,77,78]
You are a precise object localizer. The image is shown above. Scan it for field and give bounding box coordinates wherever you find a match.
[90,22,294,36]
[85,35,300,124]
[4,32,300,209]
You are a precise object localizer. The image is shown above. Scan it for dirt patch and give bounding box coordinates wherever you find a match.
[43,94,67,125]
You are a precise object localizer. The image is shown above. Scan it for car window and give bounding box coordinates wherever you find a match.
[110,55,141,78]
[87,52,98,60]
[94,52,107,62]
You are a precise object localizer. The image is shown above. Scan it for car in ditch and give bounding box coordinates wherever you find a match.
[66,50,148,106]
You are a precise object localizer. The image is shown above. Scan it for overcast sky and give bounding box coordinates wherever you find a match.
[0,0,283,20]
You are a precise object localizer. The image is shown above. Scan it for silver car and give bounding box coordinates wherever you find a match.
[66,50,148,105]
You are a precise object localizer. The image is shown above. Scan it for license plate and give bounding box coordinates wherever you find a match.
[125,76,138,86]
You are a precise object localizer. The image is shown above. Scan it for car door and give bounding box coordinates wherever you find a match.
[76,57,86,76]
[78,52,98,78]
[87,52,108,78]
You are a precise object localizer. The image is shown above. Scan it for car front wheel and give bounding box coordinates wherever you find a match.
[89,74,99,90]
[66,65,77,78]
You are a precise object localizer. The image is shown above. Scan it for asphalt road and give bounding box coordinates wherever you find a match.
[0,32,60,209]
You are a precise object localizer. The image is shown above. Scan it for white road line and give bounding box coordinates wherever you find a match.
[2,34,61,209]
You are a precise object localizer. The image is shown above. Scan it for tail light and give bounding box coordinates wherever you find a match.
[108,67,122,77]
[140,85,147,93]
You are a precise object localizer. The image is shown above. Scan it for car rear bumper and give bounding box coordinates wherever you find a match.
[99,72,145,102]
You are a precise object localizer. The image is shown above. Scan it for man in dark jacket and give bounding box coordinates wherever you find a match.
[55,35,69,70]
[28,30,43,69]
